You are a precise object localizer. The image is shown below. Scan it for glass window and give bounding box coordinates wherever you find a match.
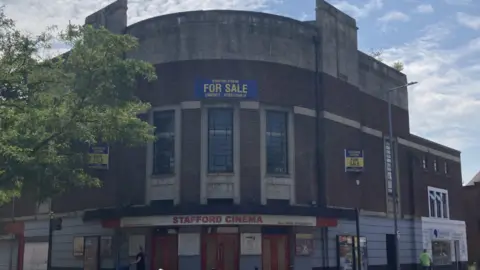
[428,188,449,219]
[444,162,449,174]
[152,110,175,175]
[429,191,436,217]
[436,193,442,218]
[266,111,289,174]
[208,108,234,173]
[422,156,428,169]
[432,241,451,265]
[434,158,438,172]
[442,193,449,218]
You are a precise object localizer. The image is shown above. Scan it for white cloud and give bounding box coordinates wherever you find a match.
[381,23,480,182]
[3,0,279,57]
[378,11,410,22]
[414,4,434,14]
[299,12,310,21]
[331,0,383,18]
[3,0,278,35]
[457,12,480,30]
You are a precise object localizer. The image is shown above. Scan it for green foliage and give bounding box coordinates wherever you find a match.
[368,48,405,72]
[0,8,157,204]
[392,61,404,72]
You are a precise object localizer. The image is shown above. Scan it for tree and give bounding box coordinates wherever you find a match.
[392,61,404,72]
[0,8,157,205]
[368,49,404,72]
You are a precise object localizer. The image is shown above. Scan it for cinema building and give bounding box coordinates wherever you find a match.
[0,1,468,270]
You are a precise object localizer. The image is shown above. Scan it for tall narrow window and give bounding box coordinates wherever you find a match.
[433,158,439,172]
[422,155,428,170]
[266,111,289,174]
[444,161,449,175]
[442,193,448,218]
[435,192,442,218]
[427,187,449,219]
[152,110,175,175]
[429,191,436,217]
[208,108,234,173]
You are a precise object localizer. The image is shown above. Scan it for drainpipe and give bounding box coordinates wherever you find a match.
[355,208,361,270]
[313,33,328,269]
[114,22,129,270]
[312,35,326,207]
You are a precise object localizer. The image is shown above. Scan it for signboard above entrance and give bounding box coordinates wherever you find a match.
[121,215,338,228]
[195,79,258,99]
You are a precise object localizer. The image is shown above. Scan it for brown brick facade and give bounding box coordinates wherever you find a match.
[0,60,462,220]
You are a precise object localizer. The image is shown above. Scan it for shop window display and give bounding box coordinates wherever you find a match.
[432,241,451,266]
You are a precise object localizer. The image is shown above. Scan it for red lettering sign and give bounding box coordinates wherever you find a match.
[171,215,264,225]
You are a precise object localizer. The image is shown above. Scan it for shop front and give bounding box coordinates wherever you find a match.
[119,214,337,270]
[421,217,468,270]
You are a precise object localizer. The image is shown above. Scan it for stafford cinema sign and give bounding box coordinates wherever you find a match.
[120,214,338,227]
[173,215,263,225]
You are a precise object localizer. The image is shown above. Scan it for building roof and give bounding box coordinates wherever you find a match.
[466,171,480,186]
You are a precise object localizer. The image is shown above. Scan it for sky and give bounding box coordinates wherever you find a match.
[2,0,480,184]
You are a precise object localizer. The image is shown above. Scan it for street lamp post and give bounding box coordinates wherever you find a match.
[386,81,417,270]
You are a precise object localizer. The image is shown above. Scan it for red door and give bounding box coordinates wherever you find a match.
[262,235,289,270]
[202,234,239,270]
[151,235,178,270]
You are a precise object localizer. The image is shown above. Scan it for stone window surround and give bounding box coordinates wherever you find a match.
[427,186,450,219]
[144,101,461,205]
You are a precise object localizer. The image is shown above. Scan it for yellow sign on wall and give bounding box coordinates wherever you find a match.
[88,144,109,170]
[345,149,364,172]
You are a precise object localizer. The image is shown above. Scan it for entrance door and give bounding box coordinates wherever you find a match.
[386,234,396,270]
[152,235,178,270]
[262,235,289,270]
[203,234,239,270]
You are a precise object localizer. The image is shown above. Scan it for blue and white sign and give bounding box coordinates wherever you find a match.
[195,79,258,99]
[431,229,451,240]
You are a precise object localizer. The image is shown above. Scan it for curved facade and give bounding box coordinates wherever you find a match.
[138,60,319,206]
[0,2,468,270]
[126,10,318,70]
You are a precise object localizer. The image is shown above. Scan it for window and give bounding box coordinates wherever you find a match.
[152,110,175,175]
[433,158,439,172]
[428,187,449,219]
[36,199,51,214]
[432,241,451,265]
[444,161,449,175]
[207,108,234,173]
[422,155,428,170]
[266,111,289,174]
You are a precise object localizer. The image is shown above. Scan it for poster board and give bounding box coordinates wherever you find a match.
[178,233,200,256]
[240,233,262,255]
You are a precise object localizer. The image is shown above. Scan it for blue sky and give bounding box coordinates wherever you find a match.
[5,0,480,183]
